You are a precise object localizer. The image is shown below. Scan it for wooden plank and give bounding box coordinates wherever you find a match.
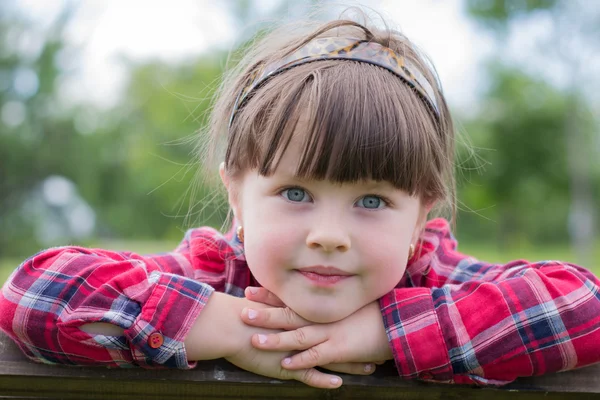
[1,332,599,399]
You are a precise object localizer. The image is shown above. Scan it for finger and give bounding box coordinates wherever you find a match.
[252,326,327,351]
[321,362,376,375]
[374,360,387,365]
[242,306,311,330]
[280,342,341,370]
[281,367,342,389]
[244,287,286,307]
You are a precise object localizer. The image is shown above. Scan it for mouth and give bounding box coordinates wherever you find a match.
[297,266,353,276]
[296,266,354,286]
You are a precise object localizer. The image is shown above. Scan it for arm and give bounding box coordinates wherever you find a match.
[0,228,235,369]
[381,218,600,384]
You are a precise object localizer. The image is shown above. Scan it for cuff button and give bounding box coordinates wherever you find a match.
[419,371,433,380]
[148,332,164,349]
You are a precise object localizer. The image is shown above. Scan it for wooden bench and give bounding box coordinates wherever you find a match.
[1,332,599,399]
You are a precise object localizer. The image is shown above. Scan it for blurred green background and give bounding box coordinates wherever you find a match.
[1,0,599,284]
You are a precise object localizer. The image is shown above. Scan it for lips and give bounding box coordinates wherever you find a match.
[295,266,354,286]
[297,266,353,276]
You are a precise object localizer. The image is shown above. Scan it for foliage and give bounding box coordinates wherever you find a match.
[0,4,228,256]
[0,6,83,256]
[92,58,228,239]
[460,0,599,262]
[466,0,557,29]
[457,65,574,244]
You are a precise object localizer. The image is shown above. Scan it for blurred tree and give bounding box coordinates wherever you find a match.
[0,1,224,255]
[91,58,228,240]
[0,3,91,256]
[462,0,599,263]
[467,0,557,29]
[458,66,578,245]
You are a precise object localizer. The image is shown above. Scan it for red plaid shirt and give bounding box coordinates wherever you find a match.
[1,218,599,384]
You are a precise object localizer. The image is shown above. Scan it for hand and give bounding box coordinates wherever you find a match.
[241,288,380,374]
[222,296,345,389]
[242,287,392,373]
[185,292,344,389]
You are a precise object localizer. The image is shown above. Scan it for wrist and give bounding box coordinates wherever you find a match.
[220,294,253,358]
[184,292,247,360]
[368,301,393,360]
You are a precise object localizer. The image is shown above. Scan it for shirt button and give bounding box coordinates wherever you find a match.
[148,332,164,349]
[419,371,433,380]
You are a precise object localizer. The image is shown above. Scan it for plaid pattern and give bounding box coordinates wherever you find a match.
[0,226,251,369]
[1,219,599,385]
[380,218,600,384]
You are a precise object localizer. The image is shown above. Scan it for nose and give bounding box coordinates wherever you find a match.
[305,214,351,252]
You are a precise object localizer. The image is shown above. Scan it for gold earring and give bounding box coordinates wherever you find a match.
[408,244,415,260]
[236,226,244,243]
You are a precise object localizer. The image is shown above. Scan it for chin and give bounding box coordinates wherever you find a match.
[294,304,355,324]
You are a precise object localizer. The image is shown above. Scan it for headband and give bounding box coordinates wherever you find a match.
[229,37,440,127]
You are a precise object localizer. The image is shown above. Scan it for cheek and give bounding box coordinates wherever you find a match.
[242,200,301,259]
[361,229,410,289]
[244,232,292,264]
[242,223,298,285]
[244,208,297,253]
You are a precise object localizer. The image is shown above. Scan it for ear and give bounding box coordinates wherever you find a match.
[219,162,230,190]
[411,201,435,244]
[219,162,243,223]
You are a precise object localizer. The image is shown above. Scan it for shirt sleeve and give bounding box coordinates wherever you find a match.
[0,227,241,369]
[380,218,600,385]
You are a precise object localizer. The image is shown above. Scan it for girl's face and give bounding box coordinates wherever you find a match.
[223,137,427,323]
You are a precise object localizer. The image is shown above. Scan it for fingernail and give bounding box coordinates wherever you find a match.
[283,357,291,365]
[364,364,372,372]
[330,377,339,385]
[257,334,267,344]
[247,309,257,320]
[248,287,258,295]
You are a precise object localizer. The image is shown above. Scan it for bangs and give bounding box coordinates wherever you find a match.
[227,61,443,199]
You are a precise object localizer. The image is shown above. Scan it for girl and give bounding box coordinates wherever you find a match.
[1,11,600,390]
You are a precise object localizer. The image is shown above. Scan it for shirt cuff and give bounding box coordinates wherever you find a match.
[124,271,214,369]
[379,287,453,382]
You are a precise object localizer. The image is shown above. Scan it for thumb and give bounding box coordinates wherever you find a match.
[245,286,286,307]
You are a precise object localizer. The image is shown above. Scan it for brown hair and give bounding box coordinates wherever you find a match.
[202,10,456,219]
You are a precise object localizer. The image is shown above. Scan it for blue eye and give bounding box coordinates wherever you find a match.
[281,188,311,202]
[356,195,385,209]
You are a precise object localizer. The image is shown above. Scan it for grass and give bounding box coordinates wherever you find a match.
[0,240,598,286]
[0,258,19,285]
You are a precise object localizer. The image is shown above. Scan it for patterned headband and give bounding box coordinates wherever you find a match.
[229,37,440,127]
